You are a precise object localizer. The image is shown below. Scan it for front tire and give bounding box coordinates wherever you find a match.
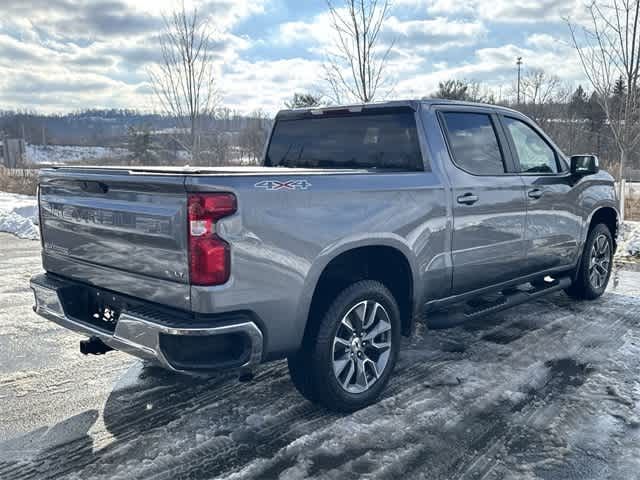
[565,223,614,300]
[288,280,401,412]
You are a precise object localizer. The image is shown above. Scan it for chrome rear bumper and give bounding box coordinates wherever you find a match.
[30,275,263,373]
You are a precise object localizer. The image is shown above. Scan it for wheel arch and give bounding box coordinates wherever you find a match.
[586,205,619,251]
[297,237,419,348]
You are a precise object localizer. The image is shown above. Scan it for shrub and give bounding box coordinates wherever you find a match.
[0,168,38,195]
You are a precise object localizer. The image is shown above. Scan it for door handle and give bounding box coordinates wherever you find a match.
[457,193,479,205]
[528,189,543,199]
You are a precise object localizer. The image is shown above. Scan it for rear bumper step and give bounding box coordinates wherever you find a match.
[427,276,572,329]
[30,274,264,373]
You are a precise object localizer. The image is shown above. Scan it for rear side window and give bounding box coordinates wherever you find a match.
[265,110,423,171]
[503,117,558,174]
[441,112,506,175]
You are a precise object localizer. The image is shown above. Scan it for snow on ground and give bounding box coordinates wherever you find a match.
[618,221,640,258]
[25,144,128,165]
[0,192,38,240]
[1,234,640,479]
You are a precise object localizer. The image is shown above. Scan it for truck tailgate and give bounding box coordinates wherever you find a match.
[38,168,191,310]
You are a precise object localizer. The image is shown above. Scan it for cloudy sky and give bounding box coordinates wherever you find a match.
[0,0,591,114]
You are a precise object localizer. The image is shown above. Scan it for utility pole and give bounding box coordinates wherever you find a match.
[516,57,523,104]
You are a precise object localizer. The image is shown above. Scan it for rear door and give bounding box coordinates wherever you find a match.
[499,115,582,273]
[437,107,527,294]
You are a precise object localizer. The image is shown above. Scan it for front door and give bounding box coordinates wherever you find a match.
[499,115,582,274]
[438,108,527,294]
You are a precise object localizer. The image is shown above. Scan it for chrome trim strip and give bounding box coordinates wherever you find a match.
[30,280,263,373]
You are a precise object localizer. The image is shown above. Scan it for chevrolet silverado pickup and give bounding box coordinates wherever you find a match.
[30,100,618,411]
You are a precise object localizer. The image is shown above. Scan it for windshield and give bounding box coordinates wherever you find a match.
[264,109,424,171]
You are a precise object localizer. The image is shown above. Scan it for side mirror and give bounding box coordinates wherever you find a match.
[570,155,599,176]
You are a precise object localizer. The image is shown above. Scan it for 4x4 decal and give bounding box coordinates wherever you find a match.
[254,179,312,191]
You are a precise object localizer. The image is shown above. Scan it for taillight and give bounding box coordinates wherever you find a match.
[188,193,237,286]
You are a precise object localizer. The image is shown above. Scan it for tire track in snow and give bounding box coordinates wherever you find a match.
[158,309,559,479]
[434,303,638,480]
[206,300,613,478]
[5,297,627,480]
[224,298,639,480]
[0,323,499,479]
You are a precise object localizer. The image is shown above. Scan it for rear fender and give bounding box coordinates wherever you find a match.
[295,234,420,337]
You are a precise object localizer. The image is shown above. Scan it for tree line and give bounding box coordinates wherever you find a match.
[0,108,271,166]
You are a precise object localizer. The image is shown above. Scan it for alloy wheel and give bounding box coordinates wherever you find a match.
[331,300,392,394]
[589,234,611,290]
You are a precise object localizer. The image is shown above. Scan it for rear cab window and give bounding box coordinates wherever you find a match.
[440,112,506,175]
[265,108,424,171]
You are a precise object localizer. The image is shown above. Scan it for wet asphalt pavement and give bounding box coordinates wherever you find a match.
[1,232,640,480]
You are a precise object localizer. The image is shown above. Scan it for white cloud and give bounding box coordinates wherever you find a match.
[0,0,265,113]
[397,0,589,24]
[0,0,592,113]
[393,41,584,100]
[277,13,333,47]
[277,11,486,54]
[386,15,486,52]
[220,57,325,113]
[526,33,562,50]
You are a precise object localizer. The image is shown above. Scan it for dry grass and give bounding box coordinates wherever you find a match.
[0,169,38,195]
[625,195,640,222]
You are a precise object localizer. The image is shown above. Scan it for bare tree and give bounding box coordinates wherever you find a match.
[324,0,394,103]
[569,0,640,199]
[520,70,563,106]
[516,69,566,127]
[148,1,219,164]
[238,111,270,165]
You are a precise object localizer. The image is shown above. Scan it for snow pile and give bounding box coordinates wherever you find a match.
[26,144,128,165]
[618,221,640,258]
[0,192,39,240]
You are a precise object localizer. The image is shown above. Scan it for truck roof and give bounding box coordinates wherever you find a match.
[276,99,524,119]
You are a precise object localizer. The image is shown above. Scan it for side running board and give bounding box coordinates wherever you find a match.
[426,276,572,330]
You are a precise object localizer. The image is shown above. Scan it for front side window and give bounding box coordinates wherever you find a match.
[441,112,506,175]
[265,110,423,171]
[503,117,558,174]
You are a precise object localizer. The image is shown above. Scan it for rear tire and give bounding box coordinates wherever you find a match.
[565,223,613,300]
[288,280,401,412]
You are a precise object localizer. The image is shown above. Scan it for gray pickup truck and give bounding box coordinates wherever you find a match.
[30,100,618,411]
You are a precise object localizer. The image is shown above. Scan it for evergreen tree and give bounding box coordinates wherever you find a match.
[611,75,627,122]
[569,85,588,118]
[613,75,626,97]
[586,92,606,155]
[127,126,152,164]
[434,80,470,101]
[285,93,323,109]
